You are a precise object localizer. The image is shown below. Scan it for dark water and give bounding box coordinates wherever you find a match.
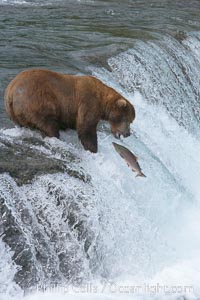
[1,0,200,127]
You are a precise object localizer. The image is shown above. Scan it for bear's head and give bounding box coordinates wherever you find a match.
[109,98,135,139]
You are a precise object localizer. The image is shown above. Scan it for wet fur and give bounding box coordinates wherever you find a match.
[5,69,135,152]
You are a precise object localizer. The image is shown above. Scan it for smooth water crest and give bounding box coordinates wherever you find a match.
[0,1,200,300]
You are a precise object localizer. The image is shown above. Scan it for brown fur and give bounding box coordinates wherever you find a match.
[5,69,135,152]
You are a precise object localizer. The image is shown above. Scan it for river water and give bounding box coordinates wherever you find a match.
[1,1,200,300]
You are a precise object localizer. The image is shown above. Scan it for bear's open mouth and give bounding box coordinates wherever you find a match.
[114,131,131,139]
[114,132,121,139]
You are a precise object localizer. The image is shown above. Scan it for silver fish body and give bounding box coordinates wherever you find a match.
[112,142,146,177]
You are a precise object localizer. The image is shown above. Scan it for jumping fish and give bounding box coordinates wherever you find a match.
[112,142,146,177]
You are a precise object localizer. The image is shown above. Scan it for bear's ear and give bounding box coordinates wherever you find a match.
[117,98,127,108]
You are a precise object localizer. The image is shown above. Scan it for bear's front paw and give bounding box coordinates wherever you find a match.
[77,124,98,153]
[83,141,97,153]
[81,137,97,153]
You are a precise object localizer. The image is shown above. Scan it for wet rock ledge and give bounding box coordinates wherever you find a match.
[0,132,96,291]
[0,134,89,185]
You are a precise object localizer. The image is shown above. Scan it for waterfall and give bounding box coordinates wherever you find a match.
[1,32,200,299]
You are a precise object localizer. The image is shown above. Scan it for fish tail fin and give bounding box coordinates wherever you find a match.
[136,172,146,178]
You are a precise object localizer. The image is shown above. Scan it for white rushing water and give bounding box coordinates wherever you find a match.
[1,33,200,300]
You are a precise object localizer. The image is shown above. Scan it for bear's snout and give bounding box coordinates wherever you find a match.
[111,122,131,139]
[123,129,131,138]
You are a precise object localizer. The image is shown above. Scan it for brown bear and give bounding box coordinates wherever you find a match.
[4,69,135,153]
